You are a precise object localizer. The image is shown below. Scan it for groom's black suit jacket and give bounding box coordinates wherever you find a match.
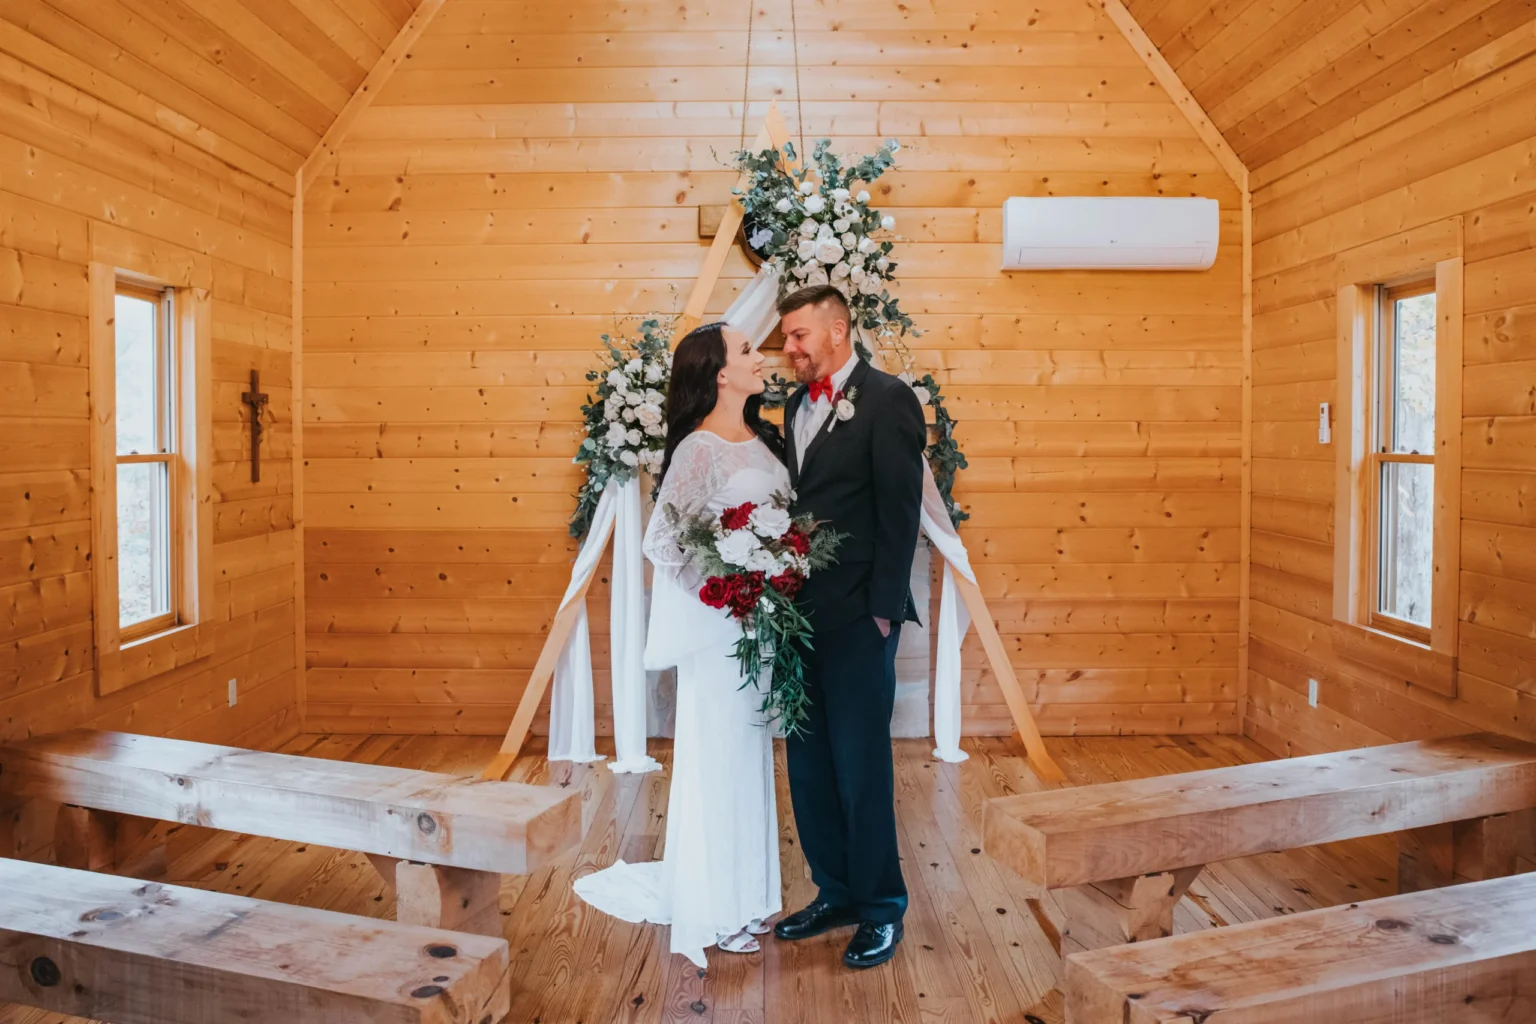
[785,358,927,634]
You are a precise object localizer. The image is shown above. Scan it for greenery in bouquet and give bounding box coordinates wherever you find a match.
[569,318,673,539]
[733,139,969,526]
[666,492,844,735]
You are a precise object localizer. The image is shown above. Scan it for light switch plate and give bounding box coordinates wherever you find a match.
[1318,402,1331,444]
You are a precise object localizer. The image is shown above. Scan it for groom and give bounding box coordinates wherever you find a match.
[772,285,926,969]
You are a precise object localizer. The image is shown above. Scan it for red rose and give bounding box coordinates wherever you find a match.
[728,571,765,619]
[769,570,803,598]
[782,527,810,556]
[699,576,732,610]
[719,502,756,531]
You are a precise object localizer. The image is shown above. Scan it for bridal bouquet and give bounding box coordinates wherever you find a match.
[664,492,842,734]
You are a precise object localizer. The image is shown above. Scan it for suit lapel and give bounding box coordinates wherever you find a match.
[799,358,871,479]
[784,383,807,485]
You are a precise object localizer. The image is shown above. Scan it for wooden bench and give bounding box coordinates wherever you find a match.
[0,857,510,1024]
[0,730,583,937]
[1065,871,1536,1022]
[984,733,1536,959]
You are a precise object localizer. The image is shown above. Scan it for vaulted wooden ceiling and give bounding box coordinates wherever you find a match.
[1124,0,1535,175]
[0,0,423,194]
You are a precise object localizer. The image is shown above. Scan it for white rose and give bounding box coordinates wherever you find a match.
[749,504,792,538]
[715,529,761,567]
[626,390,643,406]
[849,266,865,285]
[796,238,817,261]
[832,187,850,201]
[634,402,662,427]
[619,449,638,467]
[803,194,826,215]
[875,256,890,271]
[881,215,896,230]
[644,362,663,383]
[805,266,830,287]
[644,422,663,436]
[798,181,815,195]
[841,232,857,249]
[622,407,635,422]
[831,261,851,281]
[858,236,877,255]
[913,385,930,405]
[858,275,880,295]
[775,197,792,213]
[799,219,818,237]
[625,358,642,373]
[815,239,845,264]
[792,262,810,278]
[898,371,916,385]
[605,421,628,447]
[835,397,856,421]
[835,280,851,299]
[644,388,663,404]
[833,218,849,233]
[745,547,780,573]
[607,369,626,389]
[857,189,870,203]
[626,428,642,446]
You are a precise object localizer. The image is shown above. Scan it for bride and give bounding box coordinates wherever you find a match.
[574,321,786,966]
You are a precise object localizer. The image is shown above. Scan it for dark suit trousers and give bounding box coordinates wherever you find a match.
[786,616,908,925]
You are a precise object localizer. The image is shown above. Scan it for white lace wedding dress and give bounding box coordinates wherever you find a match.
[573,430,787,967]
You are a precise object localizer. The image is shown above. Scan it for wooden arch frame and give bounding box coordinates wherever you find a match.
[482,105,1062,784]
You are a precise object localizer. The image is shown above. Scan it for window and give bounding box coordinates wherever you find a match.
[1370,281,1436,642]
[1331,239,1462,694]
[114,283,179,641]
[89,256,213,695]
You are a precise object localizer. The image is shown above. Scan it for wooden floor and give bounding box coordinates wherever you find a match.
[0,733,1401,1024]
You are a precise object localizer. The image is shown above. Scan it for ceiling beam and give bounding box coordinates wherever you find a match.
[299,0,447,188]
[1095,0,1249,191]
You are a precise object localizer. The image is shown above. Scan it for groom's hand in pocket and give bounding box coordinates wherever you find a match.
[874,616,891,638]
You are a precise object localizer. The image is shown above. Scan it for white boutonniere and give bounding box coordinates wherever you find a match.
[828,385,859,432]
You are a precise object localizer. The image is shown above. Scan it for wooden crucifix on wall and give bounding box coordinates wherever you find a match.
[241,370,269,483]
[481,103,1063,785]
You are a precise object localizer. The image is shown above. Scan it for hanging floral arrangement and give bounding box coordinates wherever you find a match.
[734,138,969,525]
[569,318,672,539]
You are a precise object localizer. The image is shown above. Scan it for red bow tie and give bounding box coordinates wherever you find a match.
[808,377,838,403]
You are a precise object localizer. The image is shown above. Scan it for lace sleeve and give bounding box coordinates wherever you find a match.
[643,434,724,579]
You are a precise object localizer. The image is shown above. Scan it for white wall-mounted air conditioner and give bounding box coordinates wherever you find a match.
[1002,196,1219,271]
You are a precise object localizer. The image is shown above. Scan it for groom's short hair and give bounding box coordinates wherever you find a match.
[778,285,851,330]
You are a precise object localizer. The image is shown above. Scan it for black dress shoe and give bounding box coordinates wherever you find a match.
[773,900,861,941]
[843,921,903,969]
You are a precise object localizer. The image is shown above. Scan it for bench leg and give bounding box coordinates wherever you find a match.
[1399,811,1534,893]
[55,807,168,878]
[55,805,118,872]
[368,855,503,937]
[1052,865,1204,958]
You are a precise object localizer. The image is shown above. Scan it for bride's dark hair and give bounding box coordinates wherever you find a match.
[659,321,783,482]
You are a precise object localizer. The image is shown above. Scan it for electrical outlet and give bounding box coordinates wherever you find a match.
[1307,678,1319,708]
[228,678,238,707]
[1318,402,1331,444]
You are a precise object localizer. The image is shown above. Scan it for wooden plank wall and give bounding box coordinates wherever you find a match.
[301,0,1245,737]
[1244,13,1536,754]
[0,14,304,753]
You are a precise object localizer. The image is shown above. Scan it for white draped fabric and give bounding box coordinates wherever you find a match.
[547,262,979,766]
[547,477,660,773]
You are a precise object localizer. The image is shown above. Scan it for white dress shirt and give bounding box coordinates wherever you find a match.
[793,352,859,464]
